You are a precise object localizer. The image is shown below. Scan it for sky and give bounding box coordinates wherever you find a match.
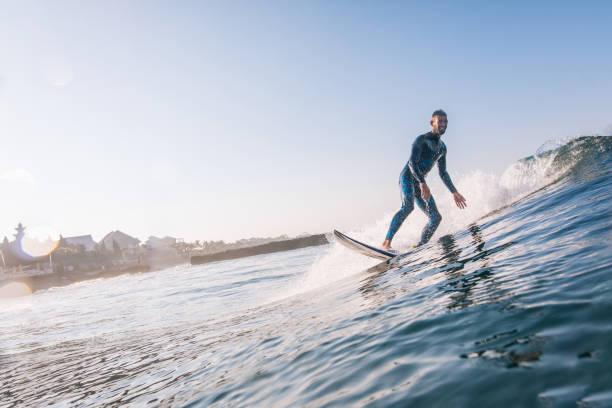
[1,0,611,243]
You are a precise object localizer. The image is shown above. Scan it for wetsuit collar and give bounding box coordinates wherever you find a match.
[426,131,441,141]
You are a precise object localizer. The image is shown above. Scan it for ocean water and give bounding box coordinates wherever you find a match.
[1,136,610,407]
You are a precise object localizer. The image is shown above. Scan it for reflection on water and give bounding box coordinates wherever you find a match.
[0,281,33,297]
[359,223,514,313]
[462,331,546,369]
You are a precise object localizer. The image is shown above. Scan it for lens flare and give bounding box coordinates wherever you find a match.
[20,225,60,258]
[0,282,33,298]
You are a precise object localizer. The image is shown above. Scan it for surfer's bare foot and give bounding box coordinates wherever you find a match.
[381,240,391,250]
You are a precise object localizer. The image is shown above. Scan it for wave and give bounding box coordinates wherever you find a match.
[295,136,612,294]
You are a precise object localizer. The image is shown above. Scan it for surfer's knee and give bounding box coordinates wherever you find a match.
[400,202,415,216]
[430,212,442,226]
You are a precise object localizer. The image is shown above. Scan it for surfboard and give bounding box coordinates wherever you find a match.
[333,230,396,261]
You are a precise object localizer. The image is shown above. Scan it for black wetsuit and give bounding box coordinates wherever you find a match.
[385,132,457,245]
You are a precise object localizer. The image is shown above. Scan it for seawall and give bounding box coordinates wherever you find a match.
[190,234,330,265]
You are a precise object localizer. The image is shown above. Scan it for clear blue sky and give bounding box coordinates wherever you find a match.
[1,1,610,242]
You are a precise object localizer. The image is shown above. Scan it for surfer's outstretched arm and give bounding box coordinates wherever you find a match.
[437,152,466,209]
[436,149,457,193]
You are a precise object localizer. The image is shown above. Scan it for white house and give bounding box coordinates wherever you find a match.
[100,231,141,251]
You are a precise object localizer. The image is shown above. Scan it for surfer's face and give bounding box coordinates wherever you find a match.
[431,115,448,135]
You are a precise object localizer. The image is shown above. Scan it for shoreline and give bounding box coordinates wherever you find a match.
[0,234,331,297]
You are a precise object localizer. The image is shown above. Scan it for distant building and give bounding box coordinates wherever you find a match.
[0,223,50,267]
[63,235,97,252]
[145,236,177,249]
[100,231,140,251]
[7,223,31,261]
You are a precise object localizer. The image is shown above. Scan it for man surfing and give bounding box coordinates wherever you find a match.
[381,110,466,251]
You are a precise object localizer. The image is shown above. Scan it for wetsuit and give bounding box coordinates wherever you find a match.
[385,131,457,245]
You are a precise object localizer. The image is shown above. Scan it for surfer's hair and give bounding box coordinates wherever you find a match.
[432,109,447,118]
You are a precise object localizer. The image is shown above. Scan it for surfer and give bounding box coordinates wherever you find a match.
[381,110,466,251]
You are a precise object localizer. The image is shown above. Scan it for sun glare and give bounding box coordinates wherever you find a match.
[21,225,60,258]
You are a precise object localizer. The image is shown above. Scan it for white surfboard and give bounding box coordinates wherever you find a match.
[333,230,396,261]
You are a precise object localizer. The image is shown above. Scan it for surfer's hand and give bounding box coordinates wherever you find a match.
[453,192,467,209]
[420,183,431,201]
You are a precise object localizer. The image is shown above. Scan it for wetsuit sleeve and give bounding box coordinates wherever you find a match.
[438,151,457,193]
[408,137,426,183]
